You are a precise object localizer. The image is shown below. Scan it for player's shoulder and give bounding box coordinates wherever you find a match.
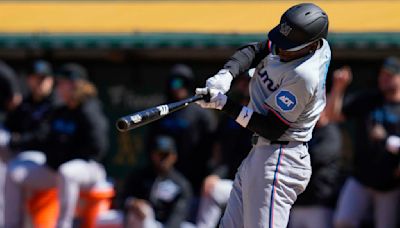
[293,39,331,88]
[291,65,319,93]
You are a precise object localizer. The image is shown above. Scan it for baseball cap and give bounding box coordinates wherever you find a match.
[168,64,194,90]
[56,63,88,81]
[31,60,53,77]
[170,78,185,90]
[153,135,177,154]
[382,57,400,75]
[268,3,329,51]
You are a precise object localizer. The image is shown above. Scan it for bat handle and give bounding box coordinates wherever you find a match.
[192,91,211,102]
[190,93,210,103]
[202,91,211,102]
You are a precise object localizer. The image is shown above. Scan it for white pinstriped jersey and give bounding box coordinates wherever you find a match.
[248,39,331,141]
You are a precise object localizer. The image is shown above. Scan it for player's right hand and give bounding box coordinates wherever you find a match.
[205,69,233,94]
[195,88,227,110]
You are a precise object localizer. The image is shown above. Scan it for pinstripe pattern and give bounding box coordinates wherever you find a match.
[269,145,285,228]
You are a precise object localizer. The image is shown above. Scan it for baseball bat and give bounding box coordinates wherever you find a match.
[116,94,207,132]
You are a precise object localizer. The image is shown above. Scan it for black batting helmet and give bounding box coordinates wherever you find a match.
[268,3,329,50]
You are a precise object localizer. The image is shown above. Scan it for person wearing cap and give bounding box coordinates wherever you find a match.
[5,60,56,153]
[3,60,57,227]
[4,63,109,228]
[148,64,217,199]
[2,60,53,227]
[0,61,21,114]
[194,3,331,228]
[0,60,21,227]
[123,135,193,228]
[166,64,196,102]
[325,57,400,228]
[48,63,109,227]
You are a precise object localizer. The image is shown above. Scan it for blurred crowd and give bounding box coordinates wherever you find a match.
[0,57,399,228]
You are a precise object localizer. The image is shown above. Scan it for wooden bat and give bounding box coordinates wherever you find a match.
[116,94,207,132]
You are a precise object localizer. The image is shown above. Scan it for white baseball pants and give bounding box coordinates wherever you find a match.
[220,140,312,228]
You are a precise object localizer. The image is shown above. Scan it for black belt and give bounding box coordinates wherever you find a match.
[251,135,307,146]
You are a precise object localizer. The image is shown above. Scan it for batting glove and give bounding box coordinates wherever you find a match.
[195,88,227,110]
[206,69,233,95]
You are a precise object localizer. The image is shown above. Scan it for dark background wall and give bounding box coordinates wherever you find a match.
[0,47,389,180]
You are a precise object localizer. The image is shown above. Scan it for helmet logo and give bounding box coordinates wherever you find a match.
[280,22,292,36]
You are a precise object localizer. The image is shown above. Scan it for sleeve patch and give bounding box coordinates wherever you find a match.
[275,90,297,112]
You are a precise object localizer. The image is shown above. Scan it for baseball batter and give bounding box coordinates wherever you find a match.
[196,3,331,228]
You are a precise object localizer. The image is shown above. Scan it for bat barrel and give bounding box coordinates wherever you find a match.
[115,94,205,132]
[116,118,130,132]
[116,108,161,132]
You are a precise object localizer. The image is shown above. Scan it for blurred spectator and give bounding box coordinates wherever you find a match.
[5,60,56,153]
[0,60,21,160]
[148,64,218,195]
[4,63,109,228]
[123,135,193,228]
[0,61,21,227]
[326,57,400,228]
[47,63,109,227]
[0,60,22,115]
[289,109,344,228]
[196,73,252,228]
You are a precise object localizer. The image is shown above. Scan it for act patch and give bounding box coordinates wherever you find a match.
[276,90,297,112]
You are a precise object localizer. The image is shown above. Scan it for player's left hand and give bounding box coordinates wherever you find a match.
[195,88,227,110]
[206,69,233,94]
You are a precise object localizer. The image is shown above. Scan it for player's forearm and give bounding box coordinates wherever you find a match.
[325,89,346,122]
[223,40,269,78]
[222,98,289,141]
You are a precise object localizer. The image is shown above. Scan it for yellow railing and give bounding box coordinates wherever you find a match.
[0,1,399,33]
